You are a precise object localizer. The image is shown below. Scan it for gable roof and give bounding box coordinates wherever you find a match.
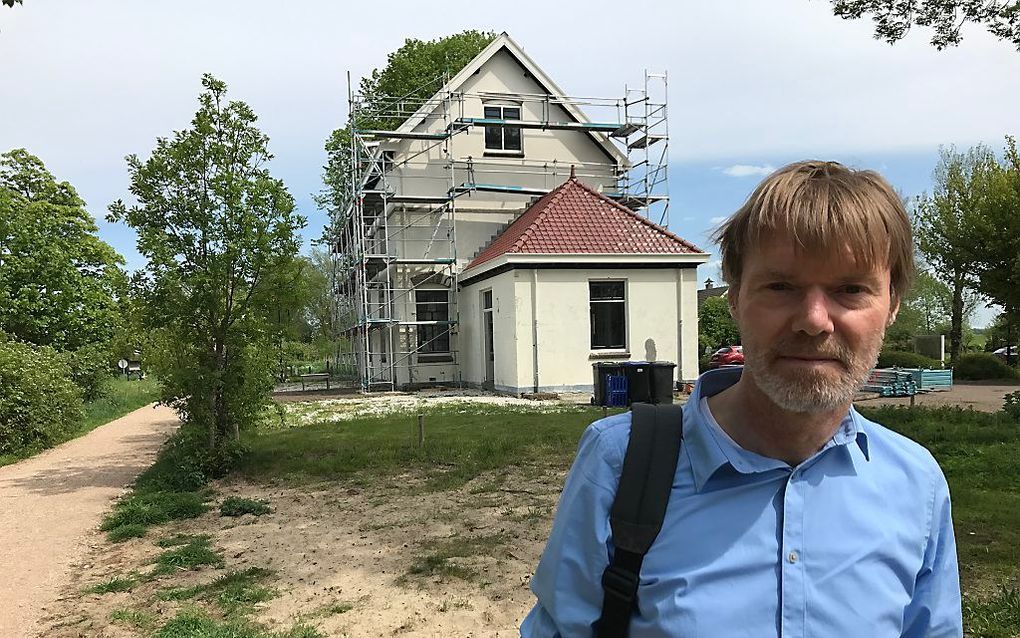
[465,173,705,270]
[396,32,628,166]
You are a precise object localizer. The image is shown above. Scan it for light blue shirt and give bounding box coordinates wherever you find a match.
[521,367,962,637]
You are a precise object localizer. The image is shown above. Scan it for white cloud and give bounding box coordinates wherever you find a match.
[709,216,728,224]
[720,164,776,178]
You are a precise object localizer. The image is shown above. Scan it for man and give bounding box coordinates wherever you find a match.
[520,161,962,637]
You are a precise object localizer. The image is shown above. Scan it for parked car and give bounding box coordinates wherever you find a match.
[992,345,1018,361]
[710,346,744,368]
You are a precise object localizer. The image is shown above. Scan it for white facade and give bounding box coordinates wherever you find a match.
[347,33,708,393]
[458,255,705,394]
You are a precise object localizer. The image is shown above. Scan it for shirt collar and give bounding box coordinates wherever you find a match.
[685,367,870,491]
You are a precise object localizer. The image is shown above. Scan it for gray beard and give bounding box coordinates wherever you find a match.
[743,333,883,414]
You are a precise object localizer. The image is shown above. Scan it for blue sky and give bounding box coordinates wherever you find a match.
[3,0,1018,326]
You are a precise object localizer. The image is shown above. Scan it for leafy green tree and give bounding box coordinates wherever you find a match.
[914,145,996,363]
[318,30,496,221]
[830,0,1020,51]
[0,149,124,398]
[969,136,1020,363]
[109,74,305,451]
[698,296,741,352]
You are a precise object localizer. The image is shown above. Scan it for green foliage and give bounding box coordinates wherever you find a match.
[0,149,124,385]
[106,524,147,543]
[81,375,159,432]
[954,353,1020,380]
[830,0,1020,51]
[109,607,157,630]
[970,137,1020,323]
[151,535,224,575]
[219,496,271,517]
[698,296,740,351]
[108,74,305,451]
[965,584,1020,638]
[1004,391,1020,422]
[876,349,942,369]
[240,403,616,491]
[914,145,997,362]
[85,575,138,594]
[152,610,323,638]
[0,336,84,457]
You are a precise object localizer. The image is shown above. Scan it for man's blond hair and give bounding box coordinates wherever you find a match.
[712,161,915,299]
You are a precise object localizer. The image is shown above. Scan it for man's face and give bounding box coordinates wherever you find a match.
[729,233,899,414]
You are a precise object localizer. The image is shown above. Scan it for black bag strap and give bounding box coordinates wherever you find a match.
[596,402,684,638]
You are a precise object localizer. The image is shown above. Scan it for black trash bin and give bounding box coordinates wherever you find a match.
[646,362,677,404]
[621,361,652,404]
[592,362,626,406]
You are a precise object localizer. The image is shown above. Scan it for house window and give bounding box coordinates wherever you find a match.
[416,289,451,355]
[590,281,626,350]
[483,104,522,152]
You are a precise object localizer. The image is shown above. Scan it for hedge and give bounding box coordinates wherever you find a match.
[954,353,1020,381]
[0,337,84,456]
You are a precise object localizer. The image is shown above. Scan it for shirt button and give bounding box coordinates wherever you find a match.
[788,551,799,564]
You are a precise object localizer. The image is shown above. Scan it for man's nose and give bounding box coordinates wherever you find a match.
[791,288,834,336]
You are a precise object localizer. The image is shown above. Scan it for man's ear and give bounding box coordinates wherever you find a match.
[887,294,901,328]
[727,287,739,319]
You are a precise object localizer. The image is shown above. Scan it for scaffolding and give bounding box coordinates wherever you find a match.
[330,70,669,392]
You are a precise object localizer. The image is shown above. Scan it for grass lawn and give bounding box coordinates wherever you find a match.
[71,397,1018,636]
[0,375,159,468]
[237,400,1020,636]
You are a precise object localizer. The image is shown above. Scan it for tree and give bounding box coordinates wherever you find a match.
[969,136,1020,363]
[318,30,496,224]
[2,1,23,7]
[698,296,741,352]
[914,145,996,363]
[0,149,124,398]
[830,0,1020,51]
[109,74,305,452]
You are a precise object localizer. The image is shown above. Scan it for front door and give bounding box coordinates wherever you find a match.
[482,290,494,389]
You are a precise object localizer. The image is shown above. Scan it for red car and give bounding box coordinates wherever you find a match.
[710,346,744,368]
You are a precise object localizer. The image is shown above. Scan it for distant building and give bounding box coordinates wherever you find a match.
[697,277,729,310]
[333,33,710,392]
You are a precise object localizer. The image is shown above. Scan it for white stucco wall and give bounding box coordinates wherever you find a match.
[459,265,701,394]
[459,270,518,391]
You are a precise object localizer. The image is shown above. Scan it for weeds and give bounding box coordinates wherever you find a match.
[109,607,157,630]
[151,536,223,575]
[85,575,138,594]
[151,609,323,638]
[220,496,271,517]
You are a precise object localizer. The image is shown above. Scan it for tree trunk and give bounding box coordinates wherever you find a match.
[950,274,964,364]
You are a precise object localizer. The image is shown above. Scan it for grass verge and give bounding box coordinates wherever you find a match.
[220,496,272,517]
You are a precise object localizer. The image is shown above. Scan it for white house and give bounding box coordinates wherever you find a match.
[334,32,710,393]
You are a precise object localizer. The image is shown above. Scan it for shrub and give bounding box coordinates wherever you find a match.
[61,343,113,401]
[876,350,941,369]
[954,353,1020,381]
[0,337,84,456]
[1005,391,1020,422]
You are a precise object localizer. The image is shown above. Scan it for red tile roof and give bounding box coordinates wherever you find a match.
[465,176,703,270]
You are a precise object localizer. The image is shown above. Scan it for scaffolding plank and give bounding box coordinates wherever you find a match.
[356,129,451,140]
[611,122,641,138]
[388,194,452,204]
[453,118,622,133]
[453,183,550,197]
[628,134,666,150]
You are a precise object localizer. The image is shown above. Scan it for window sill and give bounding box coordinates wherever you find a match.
[418,354,454,363]
[589,351,631,360]
[483,151,525,158]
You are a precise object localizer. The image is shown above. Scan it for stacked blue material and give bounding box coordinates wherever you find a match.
[862,368,918,396]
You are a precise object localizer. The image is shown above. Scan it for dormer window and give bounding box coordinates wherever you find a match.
[483,104,522,152]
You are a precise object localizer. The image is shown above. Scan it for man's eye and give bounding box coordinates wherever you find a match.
[841,285,866,294]
[766,283,792,291]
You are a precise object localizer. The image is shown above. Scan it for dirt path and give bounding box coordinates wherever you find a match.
[0,404,179,638]
[854,381,1020,413]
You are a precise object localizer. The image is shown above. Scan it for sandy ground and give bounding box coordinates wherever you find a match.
[853,381,1020,413]
[0,404,179,638]
[38,466,561,637]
